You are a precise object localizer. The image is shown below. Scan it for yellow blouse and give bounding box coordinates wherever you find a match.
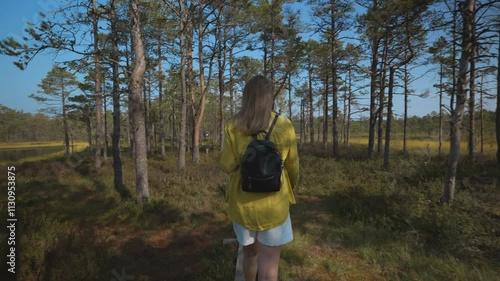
[220,112,299,231]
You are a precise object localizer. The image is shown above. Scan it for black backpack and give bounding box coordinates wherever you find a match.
[241,114,283,193]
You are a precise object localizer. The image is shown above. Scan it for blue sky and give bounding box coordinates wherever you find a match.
[0,1,495,117]
[0,0,61,113]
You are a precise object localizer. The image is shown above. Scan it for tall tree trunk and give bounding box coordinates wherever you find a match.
[439,63,443,157]
[300,98,305,146]
[479,76,484,154]
[217,10,223,149]
[187,16,195,158]
[229,43,235,116]
[308,63,314,144]
[217,8,226,151]
[368,44,380,156]
[450,0,458,115]
[346,69,352,147]
[342,80,347,146]
[383,67,396,169]
[111,2,125,197]
[92,0,103,170]
[330,1,339,157]
[378,33,389,155]
[377,68,386,154]
[468,19,476,161]
[129,0,149,202]
[143,74,150,153]
[171,105,177,149]
[128,97,135,157]
[178,0,187,170]
[61,78,70,160]
[299,99,303,146]
[288,74,292,120]
[382,14,415,169]
[193,5,209,163]
[103,94,108,159]
[263,39,268,77]
[158,32,166,157]
[468,60,476,161]
[403,63,409,152]
[270,0,276,90]
[323,75,329,150]
[148,71,154,153]
[87,112,92,149]
[496,30,500,167]
[124,37,133,154]
[442,0,475,205]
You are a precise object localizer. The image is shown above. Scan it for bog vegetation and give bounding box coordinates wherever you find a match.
[1,0,499,201]
[0,143,498,281]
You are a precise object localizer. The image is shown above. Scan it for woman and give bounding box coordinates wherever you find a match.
[220,75,299,281]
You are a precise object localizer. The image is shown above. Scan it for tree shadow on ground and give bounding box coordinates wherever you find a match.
[10,170,235,280]
[18,178,118,225]
[0,150,242,280]
[102,211,235,281]
[291,192,406,250]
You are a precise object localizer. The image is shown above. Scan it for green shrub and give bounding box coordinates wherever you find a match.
[18,211,108,281]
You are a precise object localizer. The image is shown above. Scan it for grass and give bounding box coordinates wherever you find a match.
[0,141,72,149]
[0,141,89,165]
[342,137,498,155]
[0,141,58,149]
[0,142,498,280]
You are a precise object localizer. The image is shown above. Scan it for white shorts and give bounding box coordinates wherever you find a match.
[232,214,293,247]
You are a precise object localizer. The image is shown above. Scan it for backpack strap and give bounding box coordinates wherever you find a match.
[265,114,280,140]
[252,130,267,140]
[251,114,280,140]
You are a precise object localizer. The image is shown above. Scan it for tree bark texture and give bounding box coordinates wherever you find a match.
[308,62,314,144]
[61,78,70,160]
[178,0,187,170]
[439,63,443,157]
[217,7,227,151]
[378,33,389,155]
[468,15,476,161]
[110,2,125,197]
[403,63,409,153]
[368,38,380,157]
[92,0,103,170]
[330,0,340,156]
[158,32,166,157]
[496,30,500,166]
[383,68,395,169]
[129,0,149,202]
[442,0,475,205]
[192,4,209,163]
[323,75,329,150]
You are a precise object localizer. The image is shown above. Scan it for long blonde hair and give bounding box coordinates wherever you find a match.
[233,75,274,135]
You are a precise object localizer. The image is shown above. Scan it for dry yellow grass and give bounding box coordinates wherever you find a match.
[0,141,66,149]
[348,137,497,155]
[0,141,89,164]
[0,141,88,149]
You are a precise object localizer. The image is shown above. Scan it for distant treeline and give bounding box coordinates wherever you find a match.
[0,105,79,143]
[1,104,496,146]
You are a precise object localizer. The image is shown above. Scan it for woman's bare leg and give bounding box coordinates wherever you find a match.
[242,241,259,281]
[257,244,281,281]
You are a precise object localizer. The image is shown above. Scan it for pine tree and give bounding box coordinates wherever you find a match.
[30,66,79,160]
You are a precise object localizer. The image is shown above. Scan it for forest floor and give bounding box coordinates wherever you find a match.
[0,144,499,281]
